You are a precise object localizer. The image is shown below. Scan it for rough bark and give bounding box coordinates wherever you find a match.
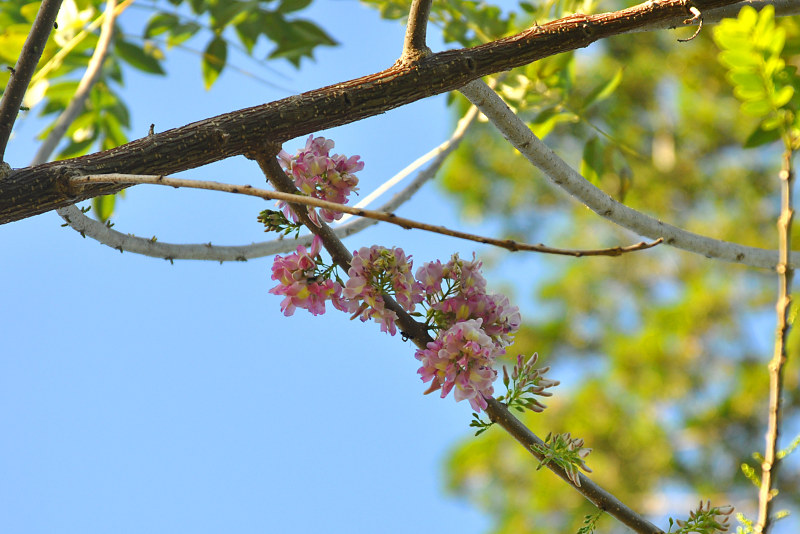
[0,0,741,225]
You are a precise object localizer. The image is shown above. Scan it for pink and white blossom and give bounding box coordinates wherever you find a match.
[277,135,363,226]
[343,245,422,335]
[415,319,499,412]
[269,236,349,316]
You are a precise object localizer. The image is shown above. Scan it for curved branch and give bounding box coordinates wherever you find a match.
[56,105,476,261]
[458,80,795,270]
[0,0,63,160]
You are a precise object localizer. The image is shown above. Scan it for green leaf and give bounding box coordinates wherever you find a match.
[728,70,765,98]
[744,122,782,148]
[57,137,96,159]
[741,97,772,117]
[773,85,794,108]
[580,137,604,184]
[144,13,180,38]
[582,67,623,109]
[202,36,227,89]
[278,0,313,13]
[115,39,166,75]
[167,22,202,48]
[718,49,760,70]
[93,194,116,223]
[530,108,578,139]
[713,26,752,52]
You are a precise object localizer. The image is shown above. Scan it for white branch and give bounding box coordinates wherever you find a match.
[459,79,794,270]
[54,106,477,261]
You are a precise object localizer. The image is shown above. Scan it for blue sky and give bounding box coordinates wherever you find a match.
[0,2,514,533]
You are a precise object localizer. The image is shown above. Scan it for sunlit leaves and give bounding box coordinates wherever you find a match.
[114,39,166,75]
[713,5,800,146]
[150,0,337,71]
[202,35,227,89]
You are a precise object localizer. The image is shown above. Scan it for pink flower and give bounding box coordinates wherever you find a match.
[269,235,349,316]
[343,245,423,335]
[277,135,363,226]
[415,319,499,412]
[417,253,520,349]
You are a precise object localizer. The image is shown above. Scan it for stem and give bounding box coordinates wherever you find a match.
[755,148,795,533]
[69,173,662,258]
[0,0,63,160]
[401,0,433,63]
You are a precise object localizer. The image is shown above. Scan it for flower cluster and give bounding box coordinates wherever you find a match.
[277,135,363,226]
[269,242,523,412]
[266,137,528,412]
[416,319,498,411]
[269,235,349,317]
[343,246,423,335]
[414,254,521,411]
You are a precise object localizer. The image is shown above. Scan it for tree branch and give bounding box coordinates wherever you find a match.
[483,398,665,534]
[31,0,118,166]
[247,146,664,534]
[0,0,63,160]
[401,0,433,63]
[756,148,795,533]
[0,0,746,224]
[458,79,797,270]
[53,104,477,261]
[68,173,663,258]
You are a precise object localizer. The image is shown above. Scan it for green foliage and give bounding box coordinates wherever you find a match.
[713,5,800,147]
[576,510,603,534]
[531,431,592,487]
[257,208,304,238]
[667,501,734,534]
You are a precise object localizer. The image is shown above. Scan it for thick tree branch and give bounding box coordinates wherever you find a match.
[0,0,63,160]
[0,0,745,225]
[458,79,798,270]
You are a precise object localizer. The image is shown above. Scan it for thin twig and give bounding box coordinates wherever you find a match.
[68,173,663,258]
[33,0,119,166]
[756,148,795,533]
[401,0,433,63]
[484,398,665,534]
[458,79,795,270]
[56,105,477,261]
[0,0,63,160]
